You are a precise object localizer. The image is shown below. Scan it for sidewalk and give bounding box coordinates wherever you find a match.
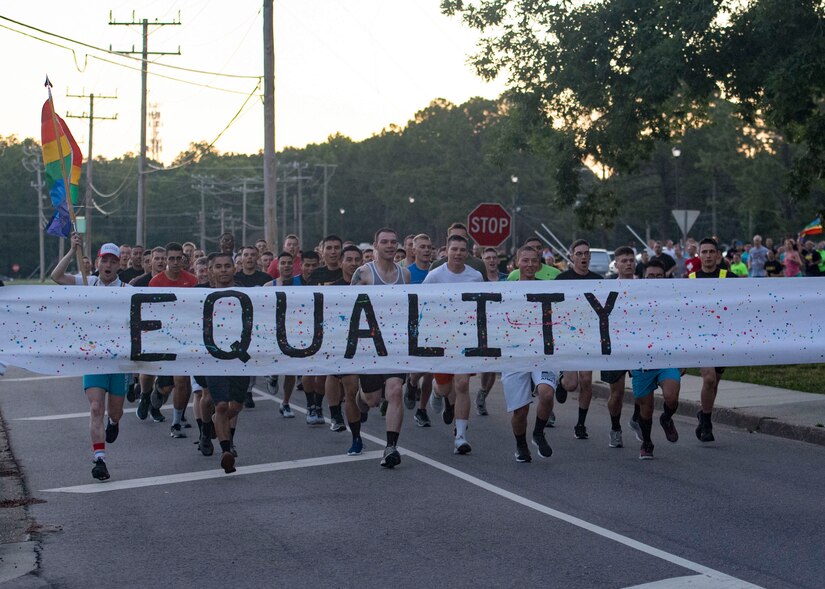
[591,374,825,446]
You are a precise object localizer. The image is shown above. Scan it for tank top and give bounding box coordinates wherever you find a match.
[367,261,406,285]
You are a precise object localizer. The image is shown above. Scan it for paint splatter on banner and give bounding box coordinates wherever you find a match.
[0,281,823,376]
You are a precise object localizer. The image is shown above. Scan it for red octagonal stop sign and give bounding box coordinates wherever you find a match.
[467,202,511,247]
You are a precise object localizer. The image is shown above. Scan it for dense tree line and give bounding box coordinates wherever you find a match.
[0,92,821,279]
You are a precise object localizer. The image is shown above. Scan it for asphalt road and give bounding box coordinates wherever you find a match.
[1,369,823,588]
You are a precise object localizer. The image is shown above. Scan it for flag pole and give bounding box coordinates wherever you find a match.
[45,76,87,285]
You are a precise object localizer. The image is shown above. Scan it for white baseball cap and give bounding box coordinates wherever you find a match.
[98,243,121,259]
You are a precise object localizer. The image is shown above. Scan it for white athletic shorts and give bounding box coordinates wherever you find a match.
[501,370,558,412]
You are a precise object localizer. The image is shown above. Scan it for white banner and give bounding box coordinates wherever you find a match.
[0,280,823,376]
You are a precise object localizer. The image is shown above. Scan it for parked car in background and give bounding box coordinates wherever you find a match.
[589,248,612,277]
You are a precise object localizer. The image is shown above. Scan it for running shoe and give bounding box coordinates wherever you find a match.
[695,411,715,443]
[91,458,110,481]
[136,394,150,420]
[628,418,643,442]
[126,382,138,403]
[198,433,214,456]
[105,419,119,443]
[181,415,192,429]
[414,408,431,427]
[454,435,472,455]
[574,424,589,440]
[314,406,325,425]
[279,403,295,418]
[660,414,679,443]
[150,382,165,410]
[306,406,316,425]
[150,406,165,423]
[220,451,236,474]
[231,444,238,458]
[514,445,532,463]
[609,429,623,448]
[380,445,401,468]
[442,399,455,425]
[475,389,489,416]
[379,399,388,417]
[555,376,568,404]
[546,412,556,428]
[639,441,654,460]
[532,431,553,458]
[244,391,255,409]
[430,393,443,413]
[330,414,347,432]
[403,382,417,410]
[170,423,187,438]
[266,375,279,395]
[347,438,363,456]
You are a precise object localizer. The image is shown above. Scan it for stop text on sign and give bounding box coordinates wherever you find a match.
[467,202,512,247]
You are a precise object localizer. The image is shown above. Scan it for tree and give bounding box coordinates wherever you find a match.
[442,0,825,218]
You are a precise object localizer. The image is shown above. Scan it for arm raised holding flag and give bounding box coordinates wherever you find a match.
[41,76,86,284]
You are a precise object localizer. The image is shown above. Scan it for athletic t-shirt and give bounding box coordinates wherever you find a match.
[764,260,783,277]
[652,253,676,274]
[507,264,560,281]
[149,271,198,287]
[430,255,488,281]
[555,269,602,280]
[422,263,484,284]
[690,268,734,278]
[408,263,430,285]
[685,257,701,274]
[802,249,822,276]
[234,270,272,287]
[729,262,748,277]
[118,267,143,283]
[73,274,130,287]
[130,273,154,287]
[309,266,343,286]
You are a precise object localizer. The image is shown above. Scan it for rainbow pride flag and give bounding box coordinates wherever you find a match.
[40,99,82,238]
[800,217,823,237]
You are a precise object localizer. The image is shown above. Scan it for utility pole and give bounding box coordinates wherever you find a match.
[192,175,215,251]
[110,11,181,247]
[316,163,337,237]
[263,0,278,250]
[66,90,117,257]
[232,178,264,246]
[22,146,46,282]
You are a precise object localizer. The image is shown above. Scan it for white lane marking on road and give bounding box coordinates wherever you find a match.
[14,395,273,421]
[37,385,760,587]
[622,574,753,588]
[250,387,760,588]
[41,451,383,494]
[1,375,75,382]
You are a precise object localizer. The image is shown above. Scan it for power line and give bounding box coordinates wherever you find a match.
[0,14,261,80]
[0,22,261,95]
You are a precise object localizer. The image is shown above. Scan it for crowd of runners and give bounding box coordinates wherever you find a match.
[47,223,817,481]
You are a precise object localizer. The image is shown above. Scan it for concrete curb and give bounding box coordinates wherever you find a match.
[590,382,825,447]
[0,408,40,585]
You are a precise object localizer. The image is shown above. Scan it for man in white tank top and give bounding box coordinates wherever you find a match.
[350,228,411,468]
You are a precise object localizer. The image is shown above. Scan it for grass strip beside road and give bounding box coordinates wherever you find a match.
[687,364,825,395]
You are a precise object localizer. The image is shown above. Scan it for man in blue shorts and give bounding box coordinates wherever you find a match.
[628,260,681,459]
[51,235,132,481]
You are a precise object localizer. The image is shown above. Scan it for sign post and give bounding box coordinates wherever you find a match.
[468,203,512,247]
[672,209,700,243]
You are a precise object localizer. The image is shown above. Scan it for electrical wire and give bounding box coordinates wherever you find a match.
[145,80,261,173]
[0,22,262,96]
[0,15,261,79]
